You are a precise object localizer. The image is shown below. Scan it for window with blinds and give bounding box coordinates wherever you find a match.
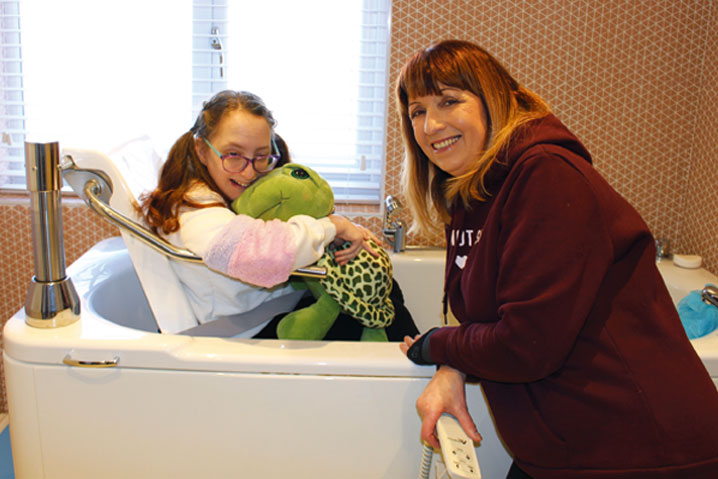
[0,1,24,189]
[192,0,228,119]
[0,0,390,204]
[1,0,193,189]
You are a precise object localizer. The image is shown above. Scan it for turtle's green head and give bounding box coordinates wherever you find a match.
[231,163,334,221]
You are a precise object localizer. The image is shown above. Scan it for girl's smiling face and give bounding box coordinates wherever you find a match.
[195,109,273,201]
[408,84,489,177]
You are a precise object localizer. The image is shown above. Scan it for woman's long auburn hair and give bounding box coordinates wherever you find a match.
[396,40,551,236]
[139,90,290,235]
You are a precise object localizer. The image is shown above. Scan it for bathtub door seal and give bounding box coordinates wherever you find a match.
[62,354,119,368]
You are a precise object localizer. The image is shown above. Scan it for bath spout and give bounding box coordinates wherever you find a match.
[383,195,406,253]
[24,141,80,327]
[655,237,671,261]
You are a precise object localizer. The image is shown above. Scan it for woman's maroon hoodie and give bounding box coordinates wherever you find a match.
[429,114,718,478]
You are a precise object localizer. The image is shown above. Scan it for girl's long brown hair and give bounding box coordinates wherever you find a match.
[139,90,289,235]
[396,40,551,235]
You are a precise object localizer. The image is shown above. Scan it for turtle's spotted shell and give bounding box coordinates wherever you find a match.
[317,237,395,328]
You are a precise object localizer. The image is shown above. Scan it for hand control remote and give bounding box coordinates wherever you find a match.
[435,414,481,479]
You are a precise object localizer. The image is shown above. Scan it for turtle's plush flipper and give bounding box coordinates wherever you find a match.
[276,279,341,340]
[360,327,388,342]
[288,278,307,291]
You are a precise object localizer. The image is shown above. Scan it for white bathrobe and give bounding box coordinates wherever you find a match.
[164,182,336,335]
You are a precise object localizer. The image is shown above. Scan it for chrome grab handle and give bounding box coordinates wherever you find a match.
[292,265,327,278]
[65,159,326,278]
[83,179,203,264]
[63,354,119,368]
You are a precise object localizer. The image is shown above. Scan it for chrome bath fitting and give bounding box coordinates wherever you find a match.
[702,285,718,309]
[24,141,80,327]
[655,237,671,261]
[383,195,407,253]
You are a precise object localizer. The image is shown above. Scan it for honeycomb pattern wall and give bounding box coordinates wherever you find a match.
[682,4,718,276]
[0,0,716,413]
[384,0,716,260]
[0,199,118,413]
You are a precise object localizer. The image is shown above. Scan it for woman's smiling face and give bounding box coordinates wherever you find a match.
[408,84,488,177]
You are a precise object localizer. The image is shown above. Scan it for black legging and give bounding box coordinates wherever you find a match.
[507,462,532,479]
[254,278,420,341]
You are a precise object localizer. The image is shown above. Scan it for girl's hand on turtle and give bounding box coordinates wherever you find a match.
[329,215,379,265]
[357,224,381,244]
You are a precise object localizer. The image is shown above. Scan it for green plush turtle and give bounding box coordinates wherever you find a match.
[232,163,394,341]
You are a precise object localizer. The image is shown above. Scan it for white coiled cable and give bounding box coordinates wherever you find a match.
[419,443,434,479]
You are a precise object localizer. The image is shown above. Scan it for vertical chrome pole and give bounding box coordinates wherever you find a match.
[24,141,80,327]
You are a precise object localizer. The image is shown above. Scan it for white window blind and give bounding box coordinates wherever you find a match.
[220,0,390,203]
[0,1,24,188]
[0,0,391,204]
[192,0,227,119]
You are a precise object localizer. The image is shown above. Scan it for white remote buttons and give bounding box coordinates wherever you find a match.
[435,414,482,479]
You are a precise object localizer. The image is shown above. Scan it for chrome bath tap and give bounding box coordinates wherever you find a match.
[655,237,671,262]
[383,195,406,253]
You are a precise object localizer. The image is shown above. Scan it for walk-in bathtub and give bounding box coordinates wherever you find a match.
[5,238,718,479]
[4,241,511,479]
[6,140,517,478]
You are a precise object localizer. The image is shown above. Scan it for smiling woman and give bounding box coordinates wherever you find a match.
[396,39,718,479]
[408,86,489,177]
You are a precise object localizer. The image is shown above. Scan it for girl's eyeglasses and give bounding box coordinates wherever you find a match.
[203,137,280,173]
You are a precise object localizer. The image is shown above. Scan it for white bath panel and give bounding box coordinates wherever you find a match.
[5,355,511,479]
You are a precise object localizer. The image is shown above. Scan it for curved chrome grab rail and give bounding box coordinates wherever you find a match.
[83,179,203,264]
[83,180,326,278]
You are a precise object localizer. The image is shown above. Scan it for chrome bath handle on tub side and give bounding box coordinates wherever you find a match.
[63,354,119,368]
[82,178,203,264]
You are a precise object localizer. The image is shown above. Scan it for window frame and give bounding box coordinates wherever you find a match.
[0,0,27,191]
[0,0,391,205]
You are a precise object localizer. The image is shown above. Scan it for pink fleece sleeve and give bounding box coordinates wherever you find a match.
[204,215,297,288]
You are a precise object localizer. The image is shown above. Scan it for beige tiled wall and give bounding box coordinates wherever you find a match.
[0,198,119,413]
[1,0,716,413]
[384,0,717,259]
[682,2,718,277]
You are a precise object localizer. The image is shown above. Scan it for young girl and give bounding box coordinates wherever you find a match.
[397,40,718,478]
[140,90,374,337]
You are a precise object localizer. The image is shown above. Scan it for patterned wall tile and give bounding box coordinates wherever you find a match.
[682,3,718,273]
[380,0,715,261]
[0,197,118,413]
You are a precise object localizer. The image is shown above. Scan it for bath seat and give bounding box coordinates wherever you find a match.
[62,136,306,336]
[63,137,200,333]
